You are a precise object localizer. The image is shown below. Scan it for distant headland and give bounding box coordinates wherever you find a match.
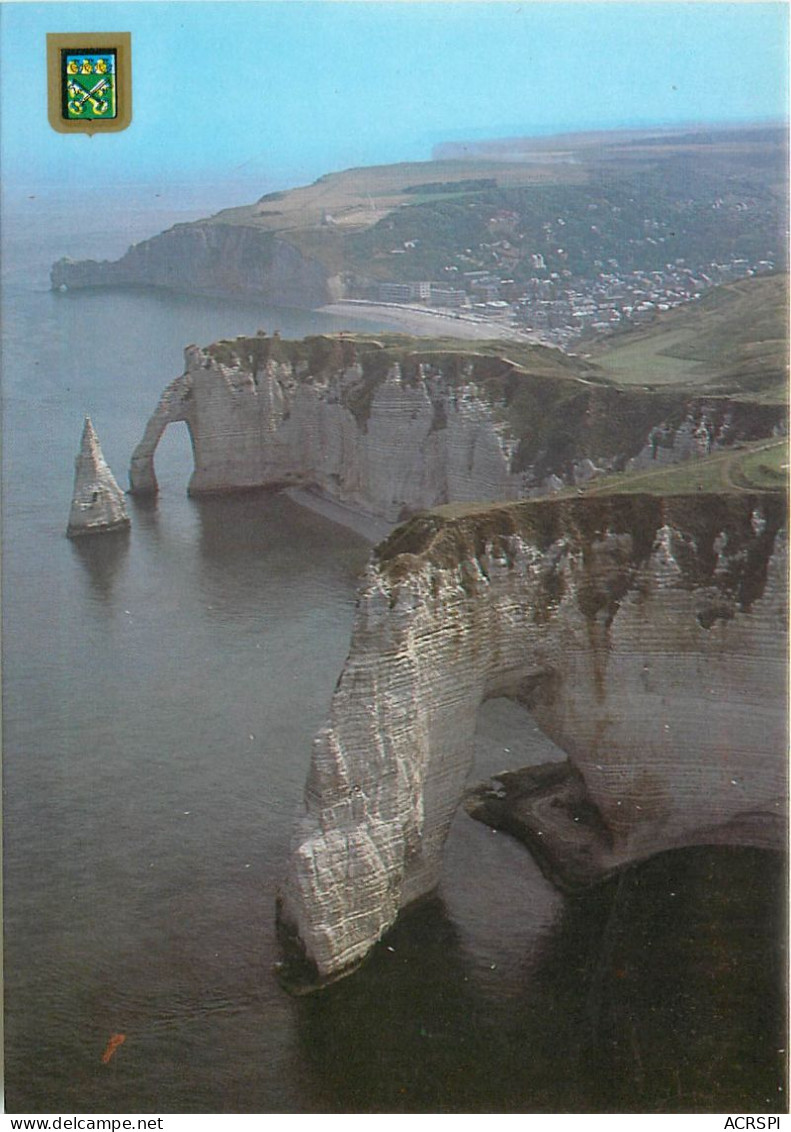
[51,124,787,351]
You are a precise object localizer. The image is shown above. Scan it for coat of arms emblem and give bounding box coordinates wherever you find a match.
[47,33,132,134]
[62,50,117,121]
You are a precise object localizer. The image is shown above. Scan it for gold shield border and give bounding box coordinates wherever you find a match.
[47,32,132,134]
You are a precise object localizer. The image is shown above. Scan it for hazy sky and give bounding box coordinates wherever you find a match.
[1,1,788,199]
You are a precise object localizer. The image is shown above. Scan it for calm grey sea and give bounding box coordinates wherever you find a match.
[2,200,785,1114]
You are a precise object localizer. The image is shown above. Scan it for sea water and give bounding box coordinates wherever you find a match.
[2,196,785,1114]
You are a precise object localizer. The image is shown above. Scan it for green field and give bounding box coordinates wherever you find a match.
[588,274,789,398]
[578,438,789,496]
[731,439,789,490]
[209,158,581,235]
[589,327,712,385]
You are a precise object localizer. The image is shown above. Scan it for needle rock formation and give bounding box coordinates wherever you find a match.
[66,417,130,538]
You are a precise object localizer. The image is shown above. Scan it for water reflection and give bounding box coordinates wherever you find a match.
[294,846,786,1113]
[192,490,369,615]
[127,492,162,535]
[69,528,130,600]
[561,845,787,1114]
[294,897,492,1113]
[193,490,285,562]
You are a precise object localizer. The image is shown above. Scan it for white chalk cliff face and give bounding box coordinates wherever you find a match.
[129,340,784,517]
[67,417,130,538]
[130,345,523,518]
[279,494,787,983]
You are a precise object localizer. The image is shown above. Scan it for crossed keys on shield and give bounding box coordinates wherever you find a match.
[67,75,112,117]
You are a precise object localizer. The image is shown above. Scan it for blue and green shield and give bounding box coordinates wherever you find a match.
[61,50,117,121]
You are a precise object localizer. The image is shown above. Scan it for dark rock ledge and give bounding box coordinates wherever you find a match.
[465,762,625,894]
[465,761,789,895]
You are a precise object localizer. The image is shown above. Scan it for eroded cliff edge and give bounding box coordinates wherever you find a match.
[278,494,787,984]
[129,334,784,517]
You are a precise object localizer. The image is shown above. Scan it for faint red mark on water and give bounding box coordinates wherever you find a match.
[101,1033,126,1064]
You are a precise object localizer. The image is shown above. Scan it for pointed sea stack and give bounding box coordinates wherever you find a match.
[66,418,130,538]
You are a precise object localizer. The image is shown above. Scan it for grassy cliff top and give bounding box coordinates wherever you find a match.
[588,273,789,399]
[576,437,788,496]
[204,266,789,398]
[195,124,788,236]
[431,437,789,508]
[205,328,601,383]
[199,158,587,235]
[201,315,786,478]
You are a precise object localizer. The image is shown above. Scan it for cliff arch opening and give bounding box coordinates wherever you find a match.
[130,415,198,497]
[436,696,570,965]
[129,370,196,497]
[457,694,617,895]
[148,420,197,496]
[472,696,567,783]
[282,494,787,988]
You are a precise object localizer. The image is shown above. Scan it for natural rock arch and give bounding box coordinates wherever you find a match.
[279,494,787,986]
[129,368,198,496]
[130,338,787,517]
[128,343,525,513]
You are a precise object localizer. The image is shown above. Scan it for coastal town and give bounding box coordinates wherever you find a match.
[351,253,778,348]
[331,155,786,346]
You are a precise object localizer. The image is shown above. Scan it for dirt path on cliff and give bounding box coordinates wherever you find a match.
[582,439,786,498]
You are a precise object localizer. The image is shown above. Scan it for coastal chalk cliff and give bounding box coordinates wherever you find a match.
[130,335,784,517]
[278,494,787,984]
[51,224,339,306]
[130,340,521,515]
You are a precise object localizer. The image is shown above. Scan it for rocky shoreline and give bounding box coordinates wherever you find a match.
[284,487,394,544]
[464,755,790,896]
